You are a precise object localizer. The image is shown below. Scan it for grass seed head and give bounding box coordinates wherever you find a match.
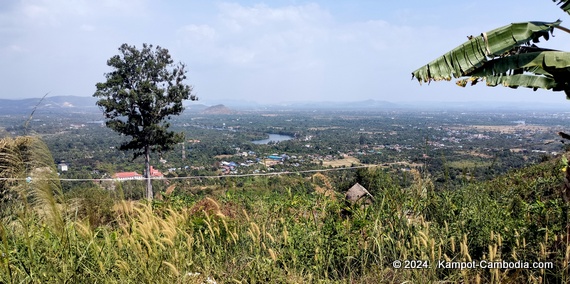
[266,232,275,243]
[268,248,277,261]
[162,261,180,277]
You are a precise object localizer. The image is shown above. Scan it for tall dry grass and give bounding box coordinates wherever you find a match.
[1,142,569,282]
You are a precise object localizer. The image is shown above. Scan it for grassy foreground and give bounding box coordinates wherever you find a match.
[1,137,570,283]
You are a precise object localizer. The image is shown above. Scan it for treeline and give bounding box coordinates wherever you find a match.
[0,110,561,194]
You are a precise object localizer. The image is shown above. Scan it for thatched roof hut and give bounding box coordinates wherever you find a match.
[345,183,374,204]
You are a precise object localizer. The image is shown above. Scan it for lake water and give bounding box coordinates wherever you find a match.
[251,134,294,145]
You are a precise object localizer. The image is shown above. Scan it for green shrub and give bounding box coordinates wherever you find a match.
[65,187,115,228]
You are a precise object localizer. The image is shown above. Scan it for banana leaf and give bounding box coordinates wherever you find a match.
[470,51,570,77]
[484,74,558,90]
[555,0,570,15]
[412,21,561,83]
[454,51,570,93]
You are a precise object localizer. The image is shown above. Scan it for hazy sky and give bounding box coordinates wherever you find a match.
[2,0,570,105]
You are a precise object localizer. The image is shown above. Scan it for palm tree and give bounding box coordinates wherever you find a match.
[412,1,570,97]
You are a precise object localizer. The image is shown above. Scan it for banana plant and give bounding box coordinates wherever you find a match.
[412,0,570,97]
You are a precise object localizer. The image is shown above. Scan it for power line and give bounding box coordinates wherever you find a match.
[1,135,559,183]
[0,164,383,182]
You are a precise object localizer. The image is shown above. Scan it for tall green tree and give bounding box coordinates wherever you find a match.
[412,1,570,96]
[94,43,196,200]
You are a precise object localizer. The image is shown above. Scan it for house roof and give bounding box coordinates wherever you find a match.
[345,183,374,202]
[112,172,142,179]
[113,166,163,179]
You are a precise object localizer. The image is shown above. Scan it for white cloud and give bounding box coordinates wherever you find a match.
[218,2,330,27]
[180,3,331,65]
[0,0,153,98]
[173,2,432,103]
[3,1,564,104]
[0,0,439,103]
[5,44,25,53]
[179,24,217,41]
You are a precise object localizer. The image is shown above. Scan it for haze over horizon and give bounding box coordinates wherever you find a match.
[2,1,570,105]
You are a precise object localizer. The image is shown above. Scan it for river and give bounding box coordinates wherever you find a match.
[251,134,294,145]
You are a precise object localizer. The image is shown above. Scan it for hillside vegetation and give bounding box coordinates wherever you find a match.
[0,136,569,283]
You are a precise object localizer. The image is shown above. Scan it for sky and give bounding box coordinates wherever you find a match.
[2,0,570,105]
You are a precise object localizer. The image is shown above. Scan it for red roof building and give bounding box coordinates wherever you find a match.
[113,166,164,181]
[112,172,143,181]
[149,166,164,178]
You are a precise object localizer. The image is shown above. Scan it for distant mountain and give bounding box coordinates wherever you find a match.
[41,96,98,108]
[0,97,399,114]
[200,104,234,115]
[183,103,209,112]
[199,99,261,109]
[2,96,563,115]
[267,99,399,110]
[0,96,99,114]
